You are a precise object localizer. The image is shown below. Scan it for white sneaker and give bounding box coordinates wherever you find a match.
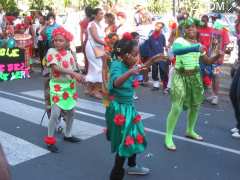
[127,165,150,175]
[163,88,169,94]
[133,94,139,100]
[211,96,218,105]
[230,128,239,133]
[232,132,240,138]
[206,96,214,101]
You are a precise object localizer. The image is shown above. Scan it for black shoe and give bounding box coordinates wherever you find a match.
[110,168,125,180]
[151,87,160,91]
[47,144,59,153]
[63,136,81,143]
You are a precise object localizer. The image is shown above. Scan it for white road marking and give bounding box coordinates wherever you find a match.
[0,96,103,140]
[1,90,240,156]
[145,128,240,156]
[0,131,49,166]
[20,90,155,119]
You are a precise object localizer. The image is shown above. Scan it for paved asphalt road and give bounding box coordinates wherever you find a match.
[0,72,239,180]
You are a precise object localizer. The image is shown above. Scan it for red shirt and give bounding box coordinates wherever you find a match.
[211,28,230,50]
[80,18,89,44]
[80,18,89,30]
[197,26,213,53]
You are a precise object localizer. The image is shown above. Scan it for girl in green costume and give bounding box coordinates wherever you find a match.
[106,33,150,180]
[165,18,224,151]
[44,27,85,153]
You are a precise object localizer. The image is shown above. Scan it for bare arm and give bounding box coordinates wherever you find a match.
[80,26,84,46]
[200,52,224,65]
[30,26,35,39]
[142,53,168,69]
[89,23,105,45]
[50,64,85,83]
[0,144,11,180]
[114,68,139,88]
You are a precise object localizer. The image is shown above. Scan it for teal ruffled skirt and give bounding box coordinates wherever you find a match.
[105,100,147,157]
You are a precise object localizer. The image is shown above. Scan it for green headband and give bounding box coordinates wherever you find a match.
[179,18,204,28]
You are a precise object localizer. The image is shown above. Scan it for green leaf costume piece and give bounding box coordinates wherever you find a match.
[165,37,204,149]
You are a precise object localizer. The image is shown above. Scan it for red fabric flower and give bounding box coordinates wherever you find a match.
[125,136,134,147]
[53,70,61,78]
[132,80,139,89]
[73,92,78,100]
[70,82,75,89]
[44,136,56,145]
[52,95,60,103]
[133,114,141,124]
[136,134,144,144]
[203,75,212,87]
[63,92,69,100]
[169,21,177,30]
[16,23,27,30]
[59,49,67,56]
[62,61,69,69]
[114,114,126,126]
[109,95,115,101]
[52,27,73,42]
[122,32,133,41]
[55,53,62,61]
[70,57,74,65]
[54,84,61,92]
[47,54,53,62]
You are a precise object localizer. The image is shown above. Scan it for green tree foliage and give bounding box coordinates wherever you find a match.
[147,0,171,14]
[29,0,45,10]
[79,0,99,8]
[0,0,19,13]
[180,0,200,16]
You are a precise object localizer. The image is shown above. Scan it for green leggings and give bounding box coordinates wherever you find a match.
[165,102,201,148]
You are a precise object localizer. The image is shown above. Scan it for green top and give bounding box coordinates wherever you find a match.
[108,59,134,104]
[173,37,201,70]
[46,48,78,110]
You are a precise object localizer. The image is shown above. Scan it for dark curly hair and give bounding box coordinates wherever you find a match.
[112,39,138,57]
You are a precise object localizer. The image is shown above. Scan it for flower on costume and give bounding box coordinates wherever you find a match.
[122,32,133,41]
[133,114,141,124]
[73,92,78,100]
[55,53,62,61]
[62,61,69,68]
[53,70,61,78]
[47,54,53,62]
[114,114,126,126]
[70,57,74,65]
[15,23,28,30]
[203,75,212,87]
[59,49,67,56]
[54,84,61,92]
[63,92,69,100]
[52,95,60,103]
[70,82,75,89]
[109,95,115,101]
[136,134,144,144]
[132,80,139,89]
[44,136,56,145]
[125,136,134,147]
[52,27,73,42]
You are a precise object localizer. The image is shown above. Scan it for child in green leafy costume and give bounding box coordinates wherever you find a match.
[165,18,224,151]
